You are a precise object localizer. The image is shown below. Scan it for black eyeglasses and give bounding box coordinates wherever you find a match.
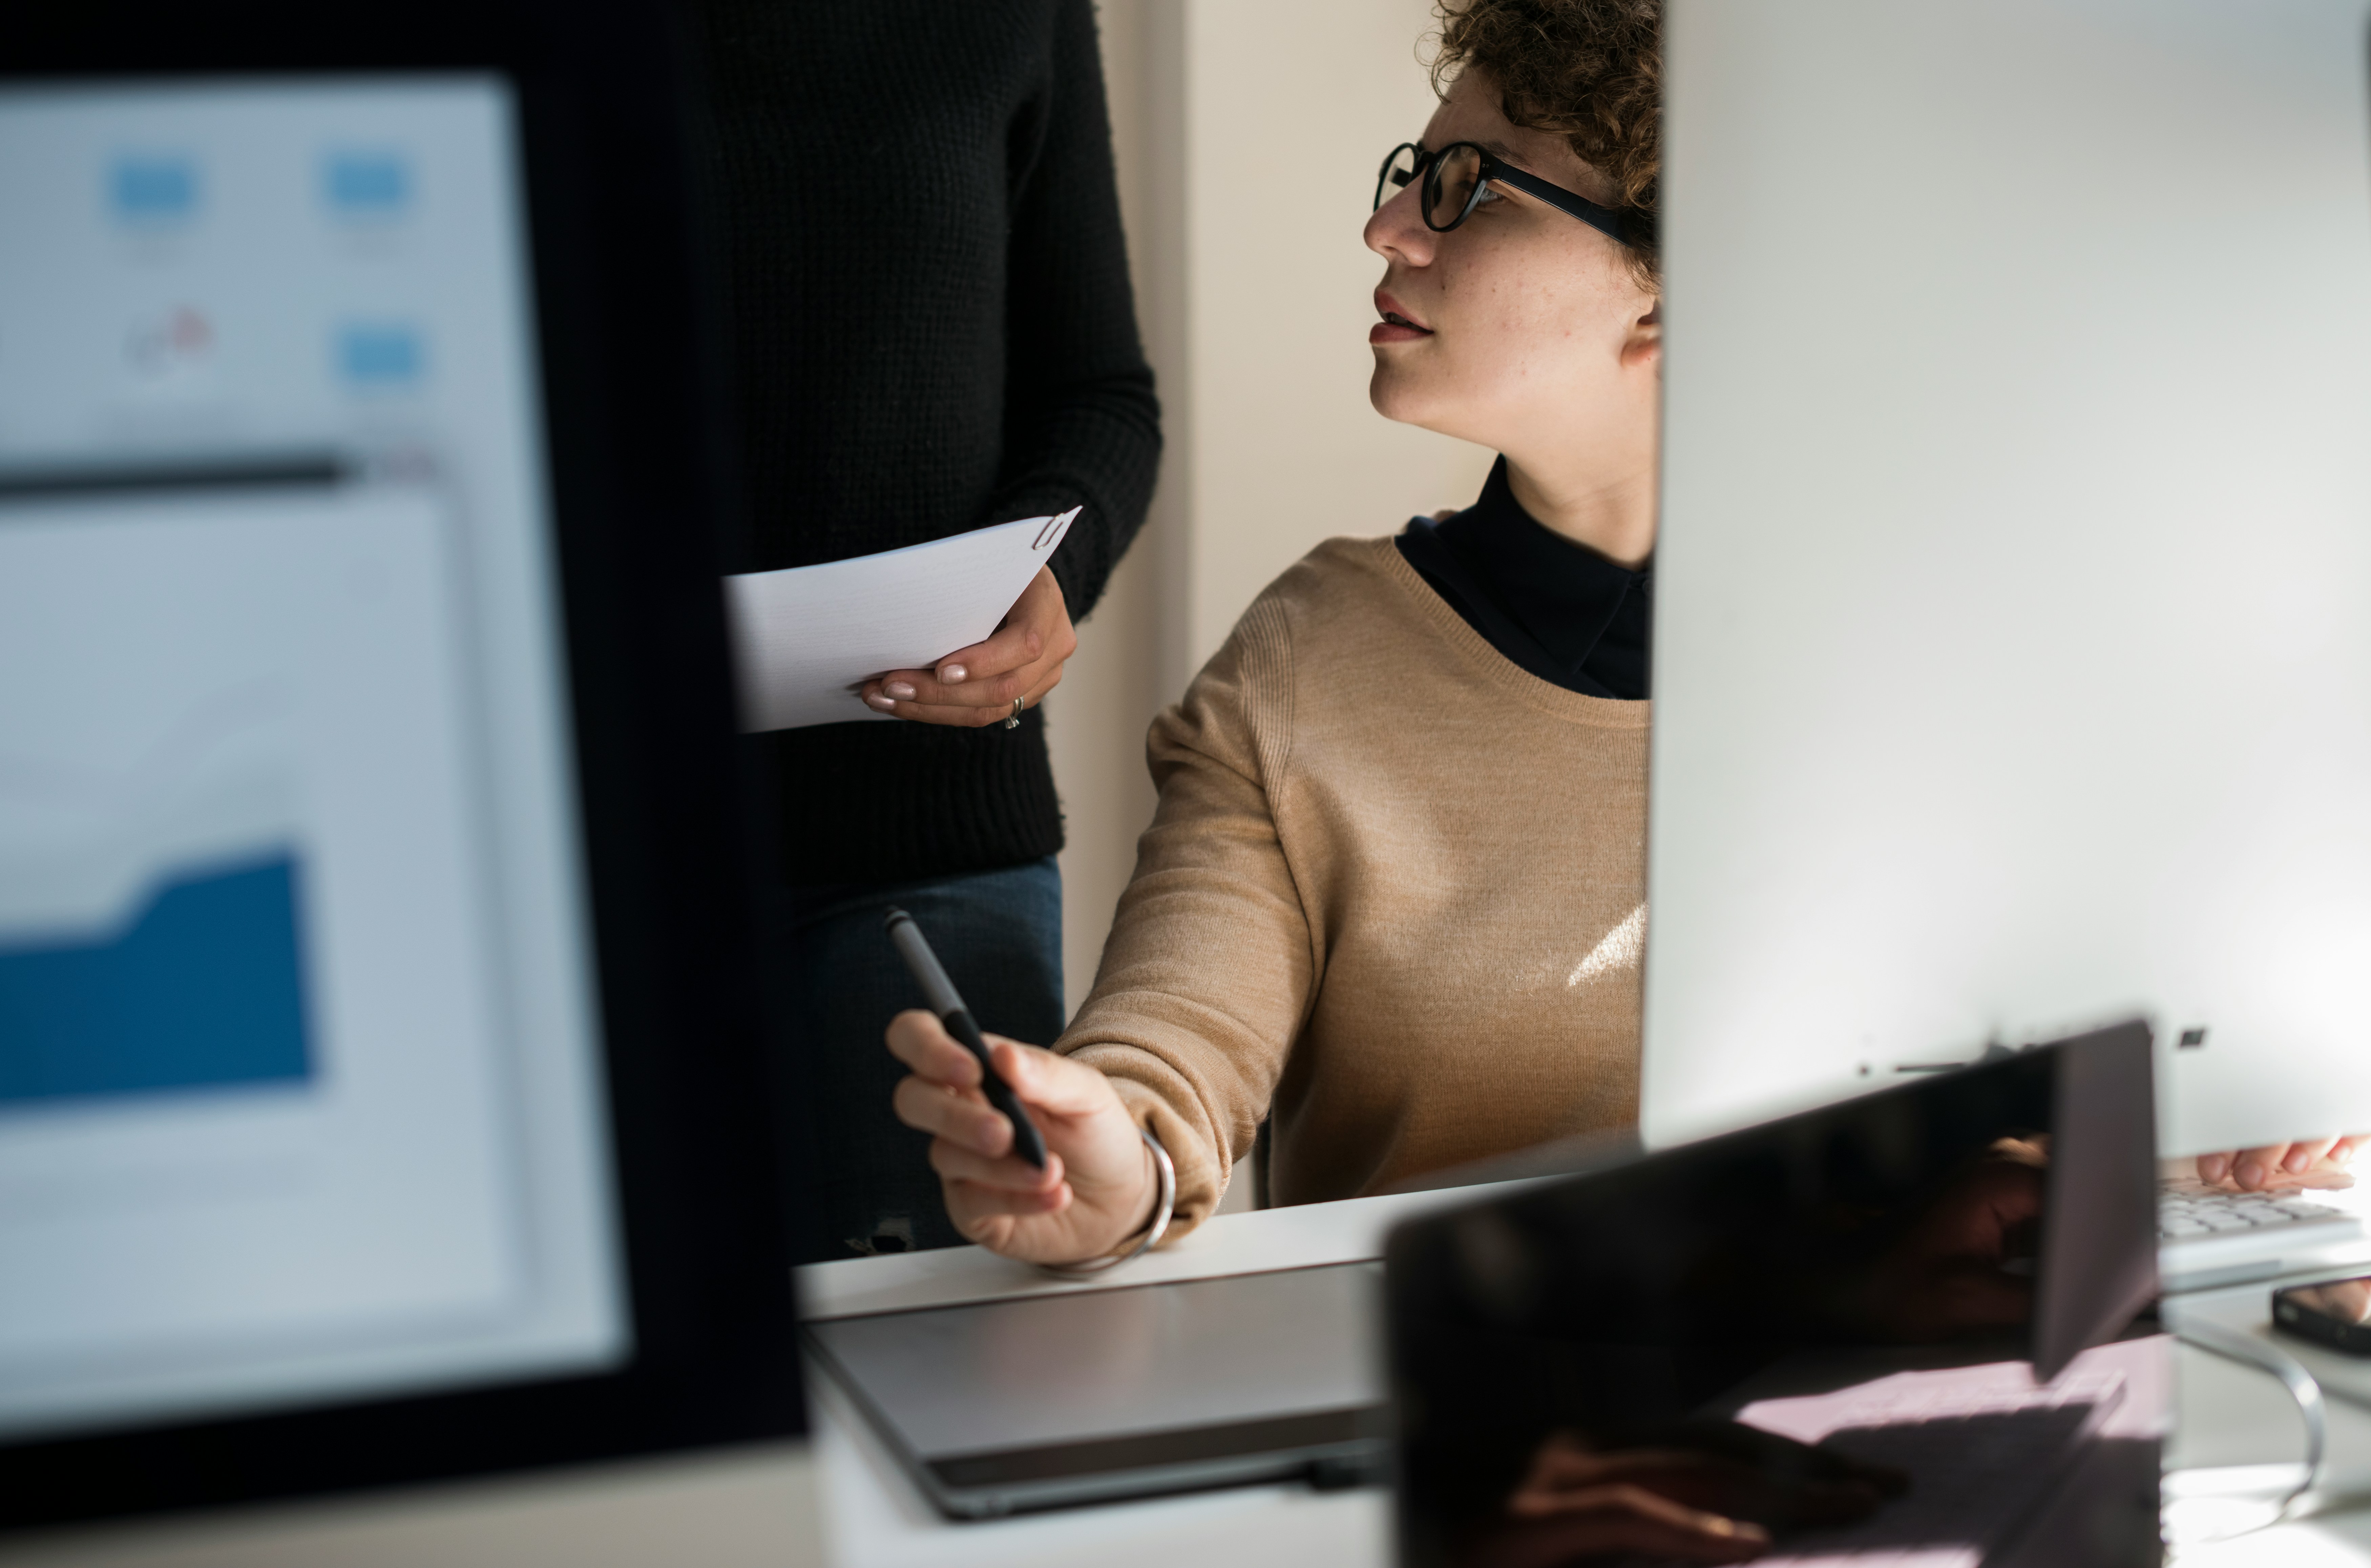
[1373,140,1628,246]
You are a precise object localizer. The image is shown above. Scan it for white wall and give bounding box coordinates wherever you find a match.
[1050,0,1496,1030]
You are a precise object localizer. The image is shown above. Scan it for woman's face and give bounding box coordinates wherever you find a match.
[1364,72,1660,480]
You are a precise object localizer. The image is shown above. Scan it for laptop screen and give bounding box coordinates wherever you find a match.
[1385,1027,2161,1567]
[0,79,626,1441]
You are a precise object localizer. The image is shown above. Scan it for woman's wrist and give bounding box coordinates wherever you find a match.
[1093,1127,1164,1251]
[1042,1124,1175,1278]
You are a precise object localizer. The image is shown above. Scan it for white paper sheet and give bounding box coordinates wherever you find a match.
[723,508,1078,733]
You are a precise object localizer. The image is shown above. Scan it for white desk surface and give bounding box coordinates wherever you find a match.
[798,1183,2371,1568]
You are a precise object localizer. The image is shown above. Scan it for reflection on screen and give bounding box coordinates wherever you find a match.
[1387,1050,2163,1568]
[0,80,625,1440]
[2281,1277,2371,1325]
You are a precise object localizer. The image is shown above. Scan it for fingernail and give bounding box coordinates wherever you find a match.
[865,693,897,711]
[2237,1157,2266,1189]
[885,681,917,700]
[2290,1147,2315,1173]
[2200,1154,2229,1180]
[942,664,967,684]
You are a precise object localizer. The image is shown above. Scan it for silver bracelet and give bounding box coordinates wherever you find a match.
[1037,1124,1175,1278]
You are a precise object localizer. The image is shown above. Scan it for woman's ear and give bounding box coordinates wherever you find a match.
[1622,296,1662,369]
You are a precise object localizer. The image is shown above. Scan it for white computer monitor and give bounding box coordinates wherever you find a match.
[1642,0,2371,1158]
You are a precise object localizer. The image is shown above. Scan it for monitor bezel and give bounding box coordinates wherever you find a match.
[0,0,808,1531]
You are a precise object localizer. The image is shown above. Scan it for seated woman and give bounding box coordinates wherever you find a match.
[882,0,1664,1263]
[880,0,2362,1267]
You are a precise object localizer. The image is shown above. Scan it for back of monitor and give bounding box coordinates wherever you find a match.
[1644,0,2371,1155]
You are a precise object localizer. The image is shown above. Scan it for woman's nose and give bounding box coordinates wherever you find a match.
[1364,181,1435,265]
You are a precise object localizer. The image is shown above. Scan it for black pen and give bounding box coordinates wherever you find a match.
[883,908,1048,1169]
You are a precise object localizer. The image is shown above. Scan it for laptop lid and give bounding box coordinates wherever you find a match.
[806,1261,1389,1518]
[1386,1022,2163,1567]
[0,1,810,1533]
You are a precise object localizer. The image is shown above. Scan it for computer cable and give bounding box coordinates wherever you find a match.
[2166,1315,2326,1543]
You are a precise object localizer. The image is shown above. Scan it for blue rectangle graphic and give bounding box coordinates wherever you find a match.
[109,155,198,222]
[0,853,314,1105]
[324,150,411,215]
[335,323,424,387]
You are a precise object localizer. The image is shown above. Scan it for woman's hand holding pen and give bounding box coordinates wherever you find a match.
[885,1011,1158,1263]
[861,566,1077,726]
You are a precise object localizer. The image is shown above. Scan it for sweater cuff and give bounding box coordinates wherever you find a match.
[1095,1070,1225,1244]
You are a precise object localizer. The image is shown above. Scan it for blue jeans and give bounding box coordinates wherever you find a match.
[776,856,1064,1257]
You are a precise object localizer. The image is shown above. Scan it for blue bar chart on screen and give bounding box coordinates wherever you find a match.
[0,523,331,1115]
[0,851,315,1105]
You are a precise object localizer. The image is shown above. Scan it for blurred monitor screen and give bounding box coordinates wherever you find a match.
[0,80,626,1442]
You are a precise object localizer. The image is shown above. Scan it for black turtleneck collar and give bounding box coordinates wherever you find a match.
[1395,457,1652,700]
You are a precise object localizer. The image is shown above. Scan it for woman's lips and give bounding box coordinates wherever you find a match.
[1372,291,1433,344]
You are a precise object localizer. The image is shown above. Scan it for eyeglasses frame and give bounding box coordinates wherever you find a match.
[1373,140,1630,247]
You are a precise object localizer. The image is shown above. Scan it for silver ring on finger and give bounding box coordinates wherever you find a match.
[1004,696,1024,730]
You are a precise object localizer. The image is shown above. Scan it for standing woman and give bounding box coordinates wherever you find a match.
[698,0,1160,1257]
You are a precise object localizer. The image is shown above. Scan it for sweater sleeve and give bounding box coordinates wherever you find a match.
[991,0,1162,621]
[1055,594,1311,1236]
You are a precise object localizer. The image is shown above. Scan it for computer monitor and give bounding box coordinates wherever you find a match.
[0,2,810,1539]
[1643,0,2371,1156]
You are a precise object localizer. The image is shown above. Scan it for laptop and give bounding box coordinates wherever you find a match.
[1387,1021,2165,1568]
[805,1260,1389,1518]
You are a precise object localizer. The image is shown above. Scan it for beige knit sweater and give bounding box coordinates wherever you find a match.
[1056,534,1649,1236]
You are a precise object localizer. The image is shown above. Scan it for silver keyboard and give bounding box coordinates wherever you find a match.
[2159,1187,2350,1243]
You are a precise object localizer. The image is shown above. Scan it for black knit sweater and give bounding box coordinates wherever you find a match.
[696,0,1161,886]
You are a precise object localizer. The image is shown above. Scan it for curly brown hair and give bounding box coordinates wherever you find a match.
[1429,0,1661,286]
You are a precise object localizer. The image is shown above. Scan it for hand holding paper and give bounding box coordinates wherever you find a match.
[725,508,1078,733]
[861,565,1076,727]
